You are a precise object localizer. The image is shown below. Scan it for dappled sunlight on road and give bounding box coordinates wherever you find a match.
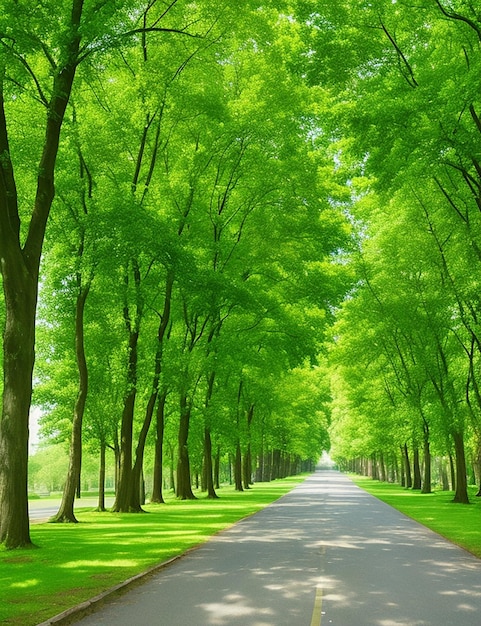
[72,471,481,626]
[198,593,275,625]
[158,471,481,624]
[174,471,481,625]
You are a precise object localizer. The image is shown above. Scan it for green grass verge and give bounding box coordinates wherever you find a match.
[1,477,306,626]
[350,475,481,559]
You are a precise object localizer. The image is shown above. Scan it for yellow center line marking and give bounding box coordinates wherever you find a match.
[311,544,326,625]
[310,585,323,626]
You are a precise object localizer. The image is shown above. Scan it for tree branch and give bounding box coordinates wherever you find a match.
[0,70,20,249]
[434,0,481,42]
[77,27,200,64]
[380,20,418,88]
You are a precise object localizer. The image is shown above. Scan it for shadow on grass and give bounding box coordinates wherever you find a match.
[0,477,307,625]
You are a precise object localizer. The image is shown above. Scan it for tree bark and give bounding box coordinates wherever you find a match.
[242,404,254,489]
[399,448,406,487]
[265,450,273,481]
[421,427,432,494]
[131,268,173,509]
[475,442,481,497]
[51,276,91,523]
[129,411,152,512]
[439,457,450,491]
[112,334,138,511]
[242,446,252,489]
[176,394,196,500]
[402,443,412,489]
[379,452,387,482]
[151,391,167,504]
[449,452,456,491]
[214,446,220,490]
[412,446,422,490]
[203,427,218,498]
[0,261,36,547]
[272,449,281,480]
[452,430,469,504]
[97,441,106,512]
[234,442,243,491]
[112,261,142,513]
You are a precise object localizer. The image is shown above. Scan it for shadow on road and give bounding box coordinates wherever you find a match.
[73,471,481,626]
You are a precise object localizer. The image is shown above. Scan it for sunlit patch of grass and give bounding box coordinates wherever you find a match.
[351,475,481,559]
[10,579,40,588]
[0,476,306,625]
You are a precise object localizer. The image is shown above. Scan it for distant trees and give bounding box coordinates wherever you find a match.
[325,1,481,502]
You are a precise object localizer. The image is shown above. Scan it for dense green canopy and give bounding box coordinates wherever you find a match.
[0,0,480,548]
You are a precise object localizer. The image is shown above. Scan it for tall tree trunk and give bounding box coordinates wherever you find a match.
[112,380,137,512]
[403,443,412,488]
[272,449,281,480]
[242,446,252,489]
[129,282,172,511]
[475,441,481,497]
[439,457,450,491]
[204,427,218,498]
[256,444,264,482]
[234,442,243,491]
[214,446,220,490]
[265,450,273,481]
[242,404,254,489]
[399,448,405,486]
[0,263,37,547]
[0,1,83,549]
[110,435,120,494]
[148,272,174,505]
[176,394,196,500]
[412,446,422,489]
[112,261,142,513]
[169,444,175,492]
[51,277,91,523]
[151,391,167,504]
[129,410,153,512]
[448,451,456,491]
[452,430,469,504]
[379,452,387,482]
[421,425,432,494]
[97,440,106,512]
[202,369,218,498]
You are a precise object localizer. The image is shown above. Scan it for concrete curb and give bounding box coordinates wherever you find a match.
[35,551,191,625]
[34,482,306,625]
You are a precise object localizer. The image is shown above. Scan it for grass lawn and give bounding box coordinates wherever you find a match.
[1,476,306,625]
[350,475,481,559]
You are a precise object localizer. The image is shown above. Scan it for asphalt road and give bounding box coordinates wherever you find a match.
[70,471,481,625]
[29,497,115,522]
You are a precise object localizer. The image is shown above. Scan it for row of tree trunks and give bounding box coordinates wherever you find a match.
[81,434,311,510]
[346,431,470,504]
[254,450,303,482]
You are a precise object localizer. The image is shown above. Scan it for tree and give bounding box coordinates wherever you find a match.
[0,0,84,548]
[0,0,224,547]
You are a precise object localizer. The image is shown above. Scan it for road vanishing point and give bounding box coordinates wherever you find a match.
[65,471,481,626]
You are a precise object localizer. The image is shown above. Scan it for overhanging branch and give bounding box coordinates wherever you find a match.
[435,0,481,42]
